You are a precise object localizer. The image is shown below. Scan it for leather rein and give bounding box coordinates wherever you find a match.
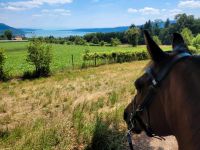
[127,52,191,150]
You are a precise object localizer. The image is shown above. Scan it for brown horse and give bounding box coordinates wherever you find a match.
[124,30,200,150]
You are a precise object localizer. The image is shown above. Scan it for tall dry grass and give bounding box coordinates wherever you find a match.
[0,61,147,149]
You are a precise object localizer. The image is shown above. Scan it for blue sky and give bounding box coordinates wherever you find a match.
[0,0,200,29]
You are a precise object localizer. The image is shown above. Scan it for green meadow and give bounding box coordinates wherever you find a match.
[0,41,172,77]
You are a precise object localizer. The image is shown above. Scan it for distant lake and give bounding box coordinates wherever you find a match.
[24,29,94,38]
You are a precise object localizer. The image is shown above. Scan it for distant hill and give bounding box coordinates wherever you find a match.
[66,26,129,33]
[0,23,25,36]
[66,20,176,33]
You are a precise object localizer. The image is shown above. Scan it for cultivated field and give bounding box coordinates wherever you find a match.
[0,61,178,149]
[0,42,172,77]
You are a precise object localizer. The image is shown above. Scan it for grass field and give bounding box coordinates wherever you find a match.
[0,61,149,149]
[0,42,183,149]
[0,42,172,77]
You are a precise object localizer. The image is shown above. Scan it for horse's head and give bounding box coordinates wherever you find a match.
[124,30,191,137]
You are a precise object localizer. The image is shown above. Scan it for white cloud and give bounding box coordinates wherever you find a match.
[127,8,138,13]
[169,9,183,15]
[178,0,200,8]
[128,7,160,15]
[34,9,71,17]
[139,7,160,15]
[0,0,73,11]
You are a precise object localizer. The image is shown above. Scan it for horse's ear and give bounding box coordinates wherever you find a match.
[144,30,167,63]
[172,33,189,53]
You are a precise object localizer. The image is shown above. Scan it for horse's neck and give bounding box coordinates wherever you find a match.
[165,59,200,150]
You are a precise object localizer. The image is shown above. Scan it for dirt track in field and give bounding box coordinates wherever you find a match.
[130,133,178,150]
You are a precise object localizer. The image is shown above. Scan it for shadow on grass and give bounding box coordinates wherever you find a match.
[85,116,126,150]
[0,130,9,140]
[22,71,50,80]
[85,116,164,150]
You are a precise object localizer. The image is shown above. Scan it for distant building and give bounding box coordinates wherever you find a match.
[13,36,23,41]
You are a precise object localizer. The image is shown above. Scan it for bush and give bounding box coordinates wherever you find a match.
[100,41,105,46]
[0,48,6,80]
[193,34,200,50]
[91,36,99,44]
[74,37,87,45]
[59,40,65,45]
[153,36,162,45]
[83,47,197,67]
[83,50,148,67]
[111,38,121,46]
[181,28,193,46]
[27,39,52,77]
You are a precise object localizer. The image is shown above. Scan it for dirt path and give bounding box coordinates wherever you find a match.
[131,133,178,150]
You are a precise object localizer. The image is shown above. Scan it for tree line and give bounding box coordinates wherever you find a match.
[27,13,200,48]
[1,13,200,48]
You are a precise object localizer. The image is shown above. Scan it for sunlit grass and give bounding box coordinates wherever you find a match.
[0,61,147,149]
[0,42,172,76]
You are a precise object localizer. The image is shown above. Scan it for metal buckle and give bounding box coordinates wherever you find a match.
[152,79,157,86]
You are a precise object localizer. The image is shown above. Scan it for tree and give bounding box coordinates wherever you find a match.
[181,28,193,45]
[153,36,162,45]
[192,34,200,49]
[27,39,52,76]
[4,30,12,40]
[125,28,140,46]
[165,18,170,28]
[74,37,87,45]
[143,20,153,34]
[174,13,195,33]
[91,36,99,44]
[159,27,172,45]
[129,24,136,29]
[111,38,121,46]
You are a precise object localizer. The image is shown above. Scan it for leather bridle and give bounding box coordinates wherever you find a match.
[127,52,191,150]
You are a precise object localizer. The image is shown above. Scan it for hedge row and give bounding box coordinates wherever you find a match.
[83,50,149,64]
[82,47,199,67]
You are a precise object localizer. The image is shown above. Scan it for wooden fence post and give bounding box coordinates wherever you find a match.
[72,54,74,69]
[94,56,97,67]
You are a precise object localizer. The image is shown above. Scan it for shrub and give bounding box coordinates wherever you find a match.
[181,28,193,46]
[66,41,73,45]
[27,39,52,77]
[83,47,197,68]
[192,34,200,50]
[0,48,6,80]
[153,36,162,45]
[83,50,149,67]
[59,40,65,45]
[111,38,121,46]
[74,37,87,45]
[91,36,99,44]
[100,41,105,46]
